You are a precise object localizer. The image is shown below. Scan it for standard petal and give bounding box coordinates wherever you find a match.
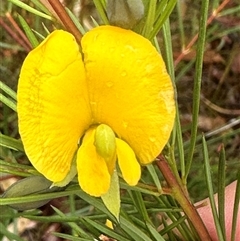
[82,26,175,165]
[17,30,91,183]
[116,138,141,186]
[77,128,111,196]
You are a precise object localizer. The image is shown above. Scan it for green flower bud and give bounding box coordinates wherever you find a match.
[94,124,116,174]
[2,176,63,210]
[107,0,145,29]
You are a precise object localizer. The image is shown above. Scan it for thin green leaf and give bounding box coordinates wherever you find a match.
[93,0,109,25]
[174,108,185,178]
[175,59,195,82]
[128,190,151,223]
[0,167,33,178]
[176,0,186,49]
[0,42,24,51]
[75,188,116,222]
[22,214,80,223]
[142,0,157,38]
[120,181,160,196]
[159,215,186,236]
[146,164,162,192]
[0,94,17,112]
[8,0,52,20]
[146,222,165,241]
[0,160,35,172]
[1,209,40,220]
[18,15,39,48]
[161,19,184,180]
[52,232,93,241]
[119,216,153,241]
[65,8,86,35]
[90,16,100,27]
[184,121,240,154]
[0,81,17,100]
[219,5,240,16]
[154,0,169,21]
[156,195,196,240]
[185,0,210,181]
[0,134,24,151]
[231,171,240,241]
[79,217,102,237]
[51,206,91,238]
[208,25,240,42]
[0,188,83,206]
[202,135,225,241]
[150,0,177,39]
[218,145,226,240]
[83,217,131,241]
[31,29,46,40]
[30,0,52,15]
[161,19,175,80]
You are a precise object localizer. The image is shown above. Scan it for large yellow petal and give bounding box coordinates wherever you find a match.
[116,138,141,186]
[77,128,111,196]
[17,30,91,183]
[82,26,175,164]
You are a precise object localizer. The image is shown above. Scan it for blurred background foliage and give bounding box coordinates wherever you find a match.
[0,0,240,240]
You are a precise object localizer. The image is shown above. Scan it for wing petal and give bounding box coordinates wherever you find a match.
[18,30,91,182]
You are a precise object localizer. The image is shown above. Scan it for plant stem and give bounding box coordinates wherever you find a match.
[5,12,32,50]
[156,155,212,241]
[47,0,82,43]
[0,16,31,52]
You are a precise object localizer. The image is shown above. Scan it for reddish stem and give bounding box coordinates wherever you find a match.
[156,155,212,241]
[47,0,82,43]
[0,17,31,52]
[174,0,231,67]
[5,12,32,50]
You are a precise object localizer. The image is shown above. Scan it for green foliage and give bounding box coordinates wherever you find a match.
[0,0,239,240]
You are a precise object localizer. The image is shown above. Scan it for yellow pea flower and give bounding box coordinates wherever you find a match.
[17,26,175,197]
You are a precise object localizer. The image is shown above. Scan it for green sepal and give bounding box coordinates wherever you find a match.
[101,170,120,221]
